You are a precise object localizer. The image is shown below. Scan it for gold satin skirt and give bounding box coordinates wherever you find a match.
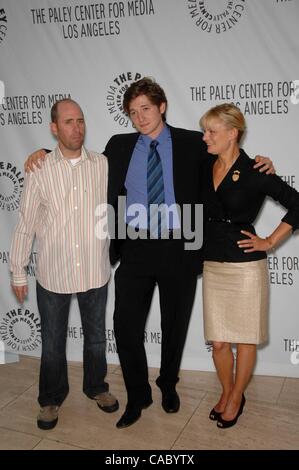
[203,259,269,344]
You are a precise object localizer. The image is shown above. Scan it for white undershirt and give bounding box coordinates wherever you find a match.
[69,156,82,166]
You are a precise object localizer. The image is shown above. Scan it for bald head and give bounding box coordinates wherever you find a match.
[50,99,85,158]
[51,98,83,124]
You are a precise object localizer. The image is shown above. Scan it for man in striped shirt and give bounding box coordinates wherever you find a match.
[10,99,118,430]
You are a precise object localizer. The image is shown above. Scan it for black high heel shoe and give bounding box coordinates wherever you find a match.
[209,407,222,421]
[217,394,246,429]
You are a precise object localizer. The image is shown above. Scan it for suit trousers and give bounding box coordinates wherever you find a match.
[113,238,198,408]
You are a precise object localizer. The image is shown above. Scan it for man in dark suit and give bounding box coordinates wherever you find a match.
[105,77,206,428]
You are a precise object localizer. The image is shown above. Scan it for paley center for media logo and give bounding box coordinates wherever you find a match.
[0,161,24,211]
[0,307,41,353]
[187,0,246,33]
[106,72,142,127]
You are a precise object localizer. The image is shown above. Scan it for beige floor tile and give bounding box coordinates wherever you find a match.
[0,376,37,410]
[0,384,49,438]
[0,374,125,439]
[173,392,299,450]
[0,372,205,450]
[42,383,205,450]
[179,369,221,393]
[277,377,299,410]
[0,427,41,450]
[245,375,285,404]
[33,439,84,450]
[1,355,299,450]
[0,356,39,383]
[0,356,39,409]
[110,365,122,375]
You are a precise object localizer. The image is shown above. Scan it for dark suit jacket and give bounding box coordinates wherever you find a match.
[201,149,299,262]
[104,125,208,274]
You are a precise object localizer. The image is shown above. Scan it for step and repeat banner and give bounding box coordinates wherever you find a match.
[0,0,299,376]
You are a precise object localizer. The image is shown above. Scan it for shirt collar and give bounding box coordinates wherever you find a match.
[54,145,91,163]
[139,124,170,148]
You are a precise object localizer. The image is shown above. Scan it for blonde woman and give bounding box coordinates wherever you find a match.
[200,103,299,428]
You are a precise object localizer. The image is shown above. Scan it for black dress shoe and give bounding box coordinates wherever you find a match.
[116,407,141,429]
[116,398,153,429]
[161,390,180,413]
[217,394,246,429]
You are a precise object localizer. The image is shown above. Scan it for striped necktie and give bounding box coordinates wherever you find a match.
[147,140,166,238]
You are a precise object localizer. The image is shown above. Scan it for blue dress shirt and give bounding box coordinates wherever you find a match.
[125,125,180,229]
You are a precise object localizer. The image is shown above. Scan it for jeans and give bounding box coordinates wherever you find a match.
[36,281,108,407]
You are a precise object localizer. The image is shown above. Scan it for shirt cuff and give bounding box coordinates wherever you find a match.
[281,214,299,232]
[11,272,28,286]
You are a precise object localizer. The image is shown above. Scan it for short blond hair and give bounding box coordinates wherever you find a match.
[200,103,246,143]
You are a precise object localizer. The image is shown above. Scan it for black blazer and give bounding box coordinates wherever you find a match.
[104,125,208,274]
[201,149,299,262]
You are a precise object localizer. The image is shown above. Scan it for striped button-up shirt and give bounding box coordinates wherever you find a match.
[10,146,110,293]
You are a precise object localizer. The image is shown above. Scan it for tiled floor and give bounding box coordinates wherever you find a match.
[0,355,298,450]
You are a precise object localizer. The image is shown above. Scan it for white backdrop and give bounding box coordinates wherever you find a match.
[1,0,299,377]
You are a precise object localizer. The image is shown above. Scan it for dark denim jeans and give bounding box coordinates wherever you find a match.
[36,282,108,407]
